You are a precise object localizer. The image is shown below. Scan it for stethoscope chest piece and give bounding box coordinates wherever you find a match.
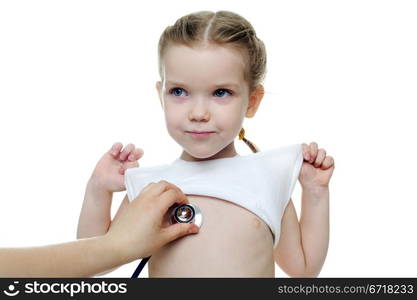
[169,203,203,228]
[132,202,203,278]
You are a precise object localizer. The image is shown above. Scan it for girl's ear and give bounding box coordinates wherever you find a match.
[246,85,264,118]
[156,81,163,109]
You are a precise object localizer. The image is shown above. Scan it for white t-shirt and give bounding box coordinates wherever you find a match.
[125,143,304,247]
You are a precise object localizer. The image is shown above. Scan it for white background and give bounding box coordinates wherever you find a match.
[0,0,416,277]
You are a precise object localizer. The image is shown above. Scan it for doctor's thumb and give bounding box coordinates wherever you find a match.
[163,223,200,242]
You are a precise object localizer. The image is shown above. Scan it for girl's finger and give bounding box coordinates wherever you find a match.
[314,148,327,168]
[123,160,139,169]
[119,166,126,175]
[110,142,123,156]
[301,143,310,161]
[309,142,318,163]
[128,148,144,161]
[321,156,334,170]
[119,143,135,161]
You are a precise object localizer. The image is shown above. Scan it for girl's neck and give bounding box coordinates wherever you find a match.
[179,142,238,162]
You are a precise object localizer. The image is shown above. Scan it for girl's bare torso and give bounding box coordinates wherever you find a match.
[148,195,276,277]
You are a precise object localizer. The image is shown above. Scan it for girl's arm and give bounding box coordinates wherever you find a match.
[273,199,306,276]
[76,190,129,276]
[77,143,143,239]
[87,194,130,276]
[299,186,329,276]
[274,186,329,277]
[76,143,143,276]
[77,178,113,239]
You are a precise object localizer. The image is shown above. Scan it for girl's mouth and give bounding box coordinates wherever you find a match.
[186,131,216,138]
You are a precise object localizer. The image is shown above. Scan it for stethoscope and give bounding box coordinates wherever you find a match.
[131,203,203,278]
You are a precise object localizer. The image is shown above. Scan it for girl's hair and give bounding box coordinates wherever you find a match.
[157,10,266,153]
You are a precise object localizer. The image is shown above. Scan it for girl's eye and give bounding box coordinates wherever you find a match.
[214,89,232,98]
[168,87,233,98]
[169,88,186,97]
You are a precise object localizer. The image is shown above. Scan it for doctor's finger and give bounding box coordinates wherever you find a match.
[144,180,184,198]
[158,189,189,214]
[162,222,199,243]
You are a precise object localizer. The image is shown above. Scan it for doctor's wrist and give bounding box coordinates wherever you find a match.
[102,232,145,265]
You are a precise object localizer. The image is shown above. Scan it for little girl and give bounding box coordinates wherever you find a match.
[77,10,334,277]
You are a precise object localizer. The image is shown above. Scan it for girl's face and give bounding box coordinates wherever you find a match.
[156,43,260,161]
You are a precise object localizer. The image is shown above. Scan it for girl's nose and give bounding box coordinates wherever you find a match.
[188,99,210,121]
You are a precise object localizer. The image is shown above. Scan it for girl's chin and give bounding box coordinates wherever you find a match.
[181,147,222,161]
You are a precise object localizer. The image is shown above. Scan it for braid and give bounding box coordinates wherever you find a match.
[238,128,260,153]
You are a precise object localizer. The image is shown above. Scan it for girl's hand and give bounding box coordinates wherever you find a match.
[89,142,144,193]
[300,141,335,190]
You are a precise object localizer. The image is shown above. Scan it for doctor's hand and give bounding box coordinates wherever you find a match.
[90,142,144,193]
[105,180,200,262]
[0,180,199,278]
